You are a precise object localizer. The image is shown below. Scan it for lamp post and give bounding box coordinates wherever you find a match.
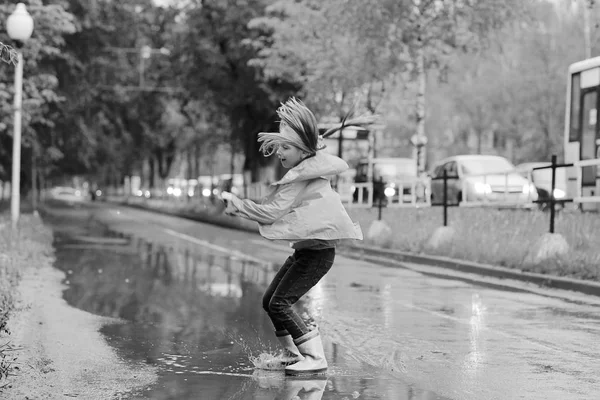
[7,3,34,230]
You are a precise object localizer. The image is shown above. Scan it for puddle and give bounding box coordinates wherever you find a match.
[45,209,448,400]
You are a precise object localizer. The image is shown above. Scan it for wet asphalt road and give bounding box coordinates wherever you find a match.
[41,202,600,400]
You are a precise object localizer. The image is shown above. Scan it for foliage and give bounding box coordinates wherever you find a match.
[173,0,292,179]
[0,0,76,185]
[423,0,586,164]
[246,0,392,119]
[0,0,593,190]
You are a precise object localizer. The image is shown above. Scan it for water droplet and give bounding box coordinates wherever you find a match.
[125,278,130,283]
[98,269,103,274]
[67,270,73,275]
[65,280,70,285]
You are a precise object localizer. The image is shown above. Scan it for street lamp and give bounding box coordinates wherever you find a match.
[7,3,34,230]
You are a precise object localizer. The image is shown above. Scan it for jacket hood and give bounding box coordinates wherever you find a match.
[273,152,349,185]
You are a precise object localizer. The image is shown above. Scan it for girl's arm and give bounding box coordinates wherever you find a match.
[223,182,305,225]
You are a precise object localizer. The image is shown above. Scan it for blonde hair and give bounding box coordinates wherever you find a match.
[258,98,319,157]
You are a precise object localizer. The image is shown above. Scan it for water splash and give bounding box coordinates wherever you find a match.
[248,351,288,371]
[222,329,287,370]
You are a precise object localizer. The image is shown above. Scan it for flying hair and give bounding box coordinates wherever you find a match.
[258,97,320,157]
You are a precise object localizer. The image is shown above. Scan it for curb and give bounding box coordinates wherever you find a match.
[109,200,600,298]
[341,244,600,297]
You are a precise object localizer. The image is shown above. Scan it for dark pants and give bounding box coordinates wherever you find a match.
[262,248,335,339]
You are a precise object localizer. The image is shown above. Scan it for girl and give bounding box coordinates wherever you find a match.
[220,98,363,376]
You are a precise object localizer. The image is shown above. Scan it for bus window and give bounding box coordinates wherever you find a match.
[581,90,597,185]
[569,73,581,142]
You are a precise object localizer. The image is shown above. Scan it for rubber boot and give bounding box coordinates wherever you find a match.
[284,330,327,376]
[276,330,304,366]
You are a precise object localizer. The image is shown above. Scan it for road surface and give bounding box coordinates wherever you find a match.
[38,202,600,399]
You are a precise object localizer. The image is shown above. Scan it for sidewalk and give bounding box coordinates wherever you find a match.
[106,196,600,298]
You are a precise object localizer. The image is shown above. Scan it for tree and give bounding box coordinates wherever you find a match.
[53,0,185,189]
[173,0,295,182]
[341,0,526,171]
[246,0,391,119]
[0,0,76,193]
[435,0,586,163]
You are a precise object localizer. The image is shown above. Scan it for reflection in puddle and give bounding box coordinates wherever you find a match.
[51,224,446,400]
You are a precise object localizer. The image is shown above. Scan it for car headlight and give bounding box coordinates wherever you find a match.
[522,183,536,195]
[553,188,566,199]
[474,182,491,195]
[384,187,396,197]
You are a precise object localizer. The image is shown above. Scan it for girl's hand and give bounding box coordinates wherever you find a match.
[220,191,238,215]
[220,191,233,201]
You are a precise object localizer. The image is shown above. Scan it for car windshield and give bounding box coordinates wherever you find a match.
[461,158,514,175]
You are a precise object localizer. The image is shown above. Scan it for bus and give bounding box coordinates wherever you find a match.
[565,56,600,209]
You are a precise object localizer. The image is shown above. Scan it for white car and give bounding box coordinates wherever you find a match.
[429,155,538,206]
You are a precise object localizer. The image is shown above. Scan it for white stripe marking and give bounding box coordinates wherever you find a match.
[164,229,269,265]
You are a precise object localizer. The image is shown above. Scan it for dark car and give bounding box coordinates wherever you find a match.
[515,162,567,209]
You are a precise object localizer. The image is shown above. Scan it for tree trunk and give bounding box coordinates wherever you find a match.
[31,146,37,212]
[230,136,236,177]
[583,0,592,58]
[415,45,427,174]
[149,156,155,189]
[194,143,200,177]
[186,148,193,180]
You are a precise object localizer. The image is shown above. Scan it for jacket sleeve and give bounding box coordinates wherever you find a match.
[229,182,305,225]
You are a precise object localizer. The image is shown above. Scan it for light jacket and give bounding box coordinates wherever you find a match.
[227,152,363,242]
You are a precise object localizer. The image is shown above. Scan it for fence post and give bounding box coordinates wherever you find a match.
[550,154,557,234]
[443,170,448,227]
[377,177,384,221]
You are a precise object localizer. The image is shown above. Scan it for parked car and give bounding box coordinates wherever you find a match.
[353,157,419,205]
[429,155,538,206]
[515,162,567,209]
[47,186,87,204]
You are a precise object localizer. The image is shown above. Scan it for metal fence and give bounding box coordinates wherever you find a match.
[341,178,431,209]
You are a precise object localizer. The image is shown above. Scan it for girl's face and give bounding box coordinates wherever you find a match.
[277,143,307,169]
